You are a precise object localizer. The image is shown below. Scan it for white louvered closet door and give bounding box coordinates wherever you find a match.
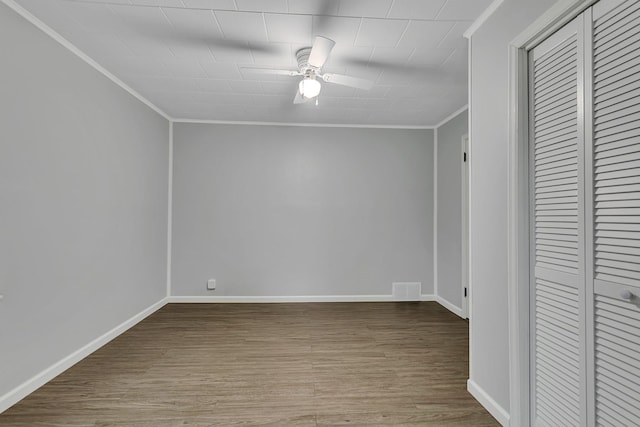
[591,0,640,425]
[530,15,587,427]
[529,1,640,426]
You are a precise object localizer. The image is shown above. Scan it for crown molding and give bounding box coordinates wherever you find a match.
[463,0,505,39]
[171,118,436,130]
[1,0,171,121]
[434,104,469,129]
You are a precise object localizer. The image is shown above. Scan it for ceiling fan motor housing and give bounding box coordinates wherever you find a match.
[296,47,317,76]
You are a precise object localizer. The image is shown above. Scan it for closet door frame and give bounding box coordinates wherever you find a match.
[507,1,597,425]
[583,7,595,425]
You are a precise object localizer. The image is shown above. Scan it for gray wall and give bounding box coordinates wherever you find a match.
[469,0,557,413]
[172,123,434,297]
[437,110,468,310]
[0,3,169,398]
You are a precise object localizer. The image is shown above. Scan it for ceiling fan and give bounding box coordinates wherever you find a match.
[241,36,374,105]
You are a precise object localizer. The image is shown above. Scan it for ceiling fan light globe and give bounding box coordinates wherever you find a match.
[299,78,321,99]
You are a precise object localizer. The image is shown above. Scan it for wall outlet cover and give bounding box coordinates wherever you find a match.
[207,279,216,290]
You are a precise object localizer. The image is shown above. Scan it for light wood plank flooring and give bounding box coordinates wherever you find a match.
[1,302,498,426]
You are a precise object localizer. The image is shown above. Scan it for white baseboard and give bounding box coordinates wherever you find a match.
[0,297,168,414]
[1,294,446,413]
[467,379,510,426]
[168,294,437,303]
[436,296,465,318]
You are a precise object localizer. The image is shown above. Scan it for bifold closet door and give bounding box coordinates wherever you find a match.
[591,0,640,425]
[530,15,587,427]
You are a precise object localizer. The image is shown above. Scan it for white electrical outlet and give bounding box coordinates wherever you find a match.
[207,279,216,290]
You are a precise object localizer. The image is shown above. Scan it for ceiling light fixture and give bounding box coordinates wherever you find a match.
[299,77,321,99]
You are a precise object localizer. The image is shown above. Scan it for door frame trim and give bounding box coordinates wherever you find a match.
[462,133,470,319]
[507,0,597,425]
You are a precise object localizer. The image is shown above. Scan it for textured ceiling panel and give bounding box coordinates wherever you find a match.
[15,0,491,126]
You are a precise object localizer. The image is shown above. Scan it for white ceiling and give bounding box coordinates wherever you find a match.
[15,0,490,126]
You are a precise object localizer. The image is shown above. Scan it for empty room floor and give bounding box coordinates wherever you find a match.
[0,302,498,426]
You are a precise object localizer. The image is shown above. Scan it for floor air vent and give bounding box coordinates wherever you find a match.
[392,282,421,301]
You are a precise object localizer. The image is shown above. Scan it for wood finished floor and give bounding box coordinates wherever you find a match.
[1,302,498,426]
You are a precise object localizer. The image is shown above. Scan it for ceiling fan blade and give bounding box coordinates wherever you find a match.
[308,36,335,69]
[342,58,448,79]
[240,67,301,77]
[321,73,374,90]
[312,0,340,33]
